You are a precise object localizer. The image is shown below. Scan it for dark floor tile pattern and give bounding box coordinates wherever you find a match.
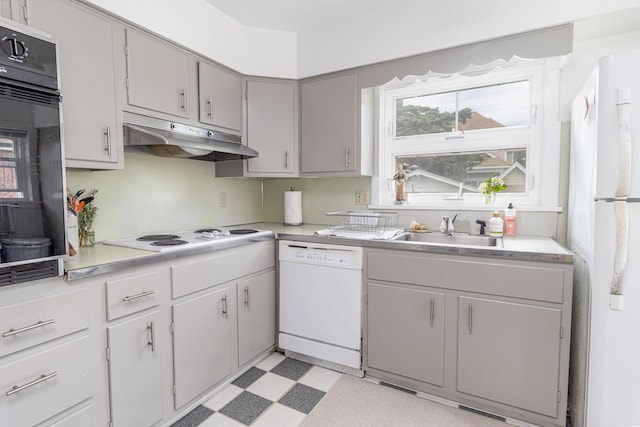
[232,366,267,388]
[219,391,273,425]
[170,357,325,426]
[279,383,325,414]
[170,404,214,427]
[270,357,313,381]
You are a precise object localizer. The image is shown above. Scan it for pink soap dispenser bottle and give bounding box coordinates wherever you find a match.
[504,203,516,236]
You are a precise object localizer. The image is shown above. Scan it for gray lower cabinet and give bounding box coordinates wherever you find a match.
[364,248,572,427]
[172,286,232,409]
[366,282,445,386]
[0,0,27,24]
[301,73,358,174]
[237,270,277,367]
[29,0,122,169]
[106,311,163,427]
[457,296,562,418]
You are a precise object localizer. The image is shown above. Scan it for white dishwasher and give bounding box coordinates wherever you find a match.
[278,240,363,375]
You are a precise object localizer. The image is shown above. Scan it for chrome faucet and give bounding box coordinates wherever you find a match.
[440,213,460,235]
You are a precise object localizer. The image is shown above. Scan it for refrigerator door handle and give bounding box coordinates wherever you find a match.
[615,87,632,198]
[610,200,628,311]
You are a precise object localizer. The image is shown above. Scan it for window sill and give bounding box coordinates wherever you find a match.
[367,204,563,213]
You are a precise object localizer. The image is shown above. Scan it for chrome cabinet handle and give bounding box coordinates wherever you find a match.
[206,97,213,118]
[104,126,111,156]
[222,295,228,317]
[3,319,55,338]
[429,298,435,328]
[122,290,155,302]
[345,147,351,168]
[244,285,249,307]
[147,321,155,352]
[284,151,289,170]
[468,304,473,334]
[6,372,58,396]
[180,89,186,112]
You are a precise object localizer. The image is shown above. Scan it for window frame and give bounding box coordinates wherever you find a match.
[372,58,562,211]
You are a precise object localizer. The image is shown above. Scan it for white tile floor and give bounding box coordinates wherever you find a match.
[199,352,343,426]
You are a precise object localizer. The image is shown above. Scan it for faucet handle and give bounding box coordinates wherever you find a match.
[440,216,450,234]
[476,219,487,235]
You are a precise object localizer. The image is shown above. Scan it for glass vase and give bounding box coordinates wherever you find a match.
[484,192,496,206]
[79,226,95,247]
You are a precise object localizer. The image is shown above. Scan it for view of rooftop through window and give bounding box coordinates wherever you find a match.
[395,80,530,137]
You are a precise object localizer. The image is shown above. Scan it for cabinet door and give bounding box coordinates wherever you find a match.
[198,62,242,132]
[29,0,121,168]
[457,296,562,417]
[237,270,276,366]
[172,287,232,408]
[367,282,445,386]
[0,0,26,24]
[301,74,357,173]
[106,311,162,427]
[246,80,297,175]
[126,29,191,119]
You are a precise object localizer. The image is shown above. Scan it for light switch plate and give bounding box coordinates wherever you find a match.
[355,190,370,205]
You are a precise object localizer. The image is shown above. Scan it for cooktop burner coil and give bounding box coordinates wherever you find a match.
[150,239,188,246]
[137,234,181,241]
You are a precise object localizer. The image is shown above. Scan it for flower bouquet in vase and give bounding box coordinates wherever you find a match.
[478,175,507,206]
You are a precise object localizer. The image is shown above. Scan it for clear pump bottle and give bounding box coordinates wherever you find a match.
[488,211,504,237]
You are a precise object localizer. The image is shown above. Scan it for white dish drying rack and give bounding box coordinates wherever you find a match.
[316,211,401,240]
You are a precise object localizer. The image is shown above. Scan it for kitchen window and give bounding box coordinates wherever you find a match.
[374,57,561,209]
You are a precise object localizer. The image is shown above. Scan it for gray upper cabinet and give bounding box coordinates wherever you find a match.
[29,0,123,169]
[198,61,242,133]
[125,29,194,119]
[1,0,27,25]
[245,79,298,176]
[301,73,359,174]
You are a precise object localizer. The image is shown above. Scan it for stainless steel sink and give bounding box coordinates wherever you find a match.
[391,232,497,247]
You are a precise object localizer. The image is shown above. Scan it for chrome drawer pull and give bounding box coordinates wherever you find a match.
[6,372,58,396]
[429,298,435,328]
[3,319,56,338]
[222,295,228,317]
[122,290,155,302]
[244,285,249,307]
[468,304,473,335]
[147,321,156,352]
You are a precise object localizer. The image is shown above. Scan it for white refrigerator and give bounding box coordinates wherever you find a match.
[568,49,640,427]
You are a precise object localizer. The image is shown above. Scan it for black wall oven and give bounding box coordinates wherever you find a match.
[0,20,65,285]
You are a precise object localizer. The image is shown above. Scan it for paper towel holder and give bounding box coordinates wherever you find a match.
[284,187,303,226]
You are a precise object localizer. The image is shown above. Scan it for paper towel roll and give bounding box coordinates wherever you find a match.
[284,191,302,225]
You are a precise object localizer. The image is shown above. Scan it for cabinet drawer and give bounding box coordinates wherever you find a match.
[105,270,164,321]
[172,241,275,299]
[0,337,91,427]
[0,289,88,357]
[48,405,92,427]
[367,251,566,303]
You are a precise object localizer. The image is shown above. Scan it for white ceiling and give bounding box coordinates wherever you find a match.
[204,0,400,32]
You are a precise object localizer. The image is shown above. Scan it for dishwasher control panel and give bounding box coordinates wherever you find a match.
[279,240,363,269]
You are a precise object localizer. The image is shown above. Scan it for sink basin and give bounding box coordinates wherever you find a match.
[391,232,497,247]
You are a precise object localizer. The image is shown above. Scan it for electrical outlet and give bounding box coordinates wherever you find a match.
[219,192,227,207]
[355,190,370,205]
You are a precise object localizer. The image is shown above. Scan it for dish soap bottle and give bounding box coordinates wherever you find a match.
[504,203,516,236]
[488,211,504,237]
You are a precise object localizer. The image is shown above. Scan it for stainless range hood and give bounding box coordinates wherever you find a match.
[123,112,258,161]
